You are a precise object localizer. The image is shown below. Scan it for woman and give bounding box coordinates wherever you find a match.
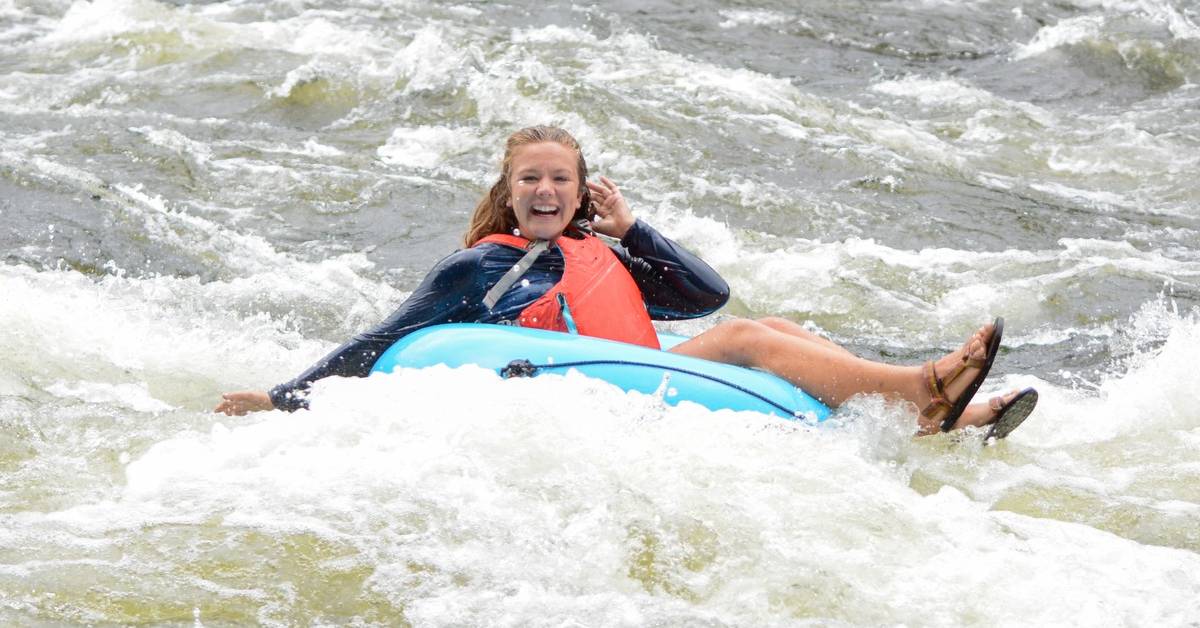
[218,126,1035,438]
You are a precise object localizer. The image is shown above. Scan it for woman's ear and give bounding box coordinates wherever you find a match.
[579,188,593,220]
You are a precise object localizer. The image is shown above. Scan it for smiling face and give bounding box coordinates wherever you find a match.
[507,141,584,241]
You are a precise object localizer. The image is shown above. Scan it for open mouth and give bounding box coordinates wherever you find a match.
[531,205,559,216]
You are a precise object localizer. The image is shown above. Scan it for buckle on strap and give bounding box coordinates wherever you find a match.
[555,292,579,335]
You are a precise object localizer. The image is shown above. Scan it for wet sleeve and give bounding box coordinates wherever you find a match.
[268,248,489,411]
[614,219,730,320]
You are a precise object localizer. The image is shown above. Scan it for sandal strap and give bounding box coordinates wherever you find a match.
[920,360,951,418]
[935,337,988,388]
[919,336,991,420]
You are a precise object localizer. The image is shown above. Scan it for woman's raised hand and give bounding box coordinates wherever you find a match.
[214,390,274,416]
[585,176,635,239]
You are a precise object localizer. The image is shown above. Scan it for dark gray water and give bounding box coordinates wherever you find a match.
[2,0,1199,625]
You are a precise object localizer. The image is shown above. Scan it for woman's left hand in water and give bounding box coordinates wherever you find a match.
[214,390,274,415]
[586,176,635,239]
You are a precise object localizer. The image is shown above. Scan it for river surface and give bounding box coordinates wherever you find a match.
[2,0,1199,625]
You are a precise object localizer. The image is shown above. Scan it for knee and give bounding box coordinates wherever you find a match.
[712,318,772,349]
[756,316,791,332]
[686,318,778,367]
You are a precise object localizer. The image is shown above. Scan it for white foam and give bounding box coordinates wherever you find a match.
[129,126,214,164]
[39,0,394,70]
[717,9,794,29]
[1029,181,1136,209]
[1044,119,1199,182]
[389,25,472,94]
[377,125,485,174]
[12,360,1191,624]
[1094,300,1200,431]
[511,24,598,45]
[45,381,174,413]
[43,0,187,45]
[4,258,1197,625]
[872,76,995,108]
[1148,0,1200,40]
[0,256,399,401]
[1069,0,1200,39]
[848,115,965,170]
[268,61,325,100]
[275,16,391,58]
[1006,299,1200,449]
[1014,15,1107,60]
[298,137,343,158]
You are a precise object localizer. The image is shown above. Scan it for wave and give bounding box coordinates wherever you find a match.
[5,312,1195,624]
[1014,10,1200,90]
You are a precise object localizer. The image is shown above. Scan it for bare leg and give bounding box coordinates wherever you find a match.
[668,318,997,434]
[755,317,855,357]
[753,316,1002,430]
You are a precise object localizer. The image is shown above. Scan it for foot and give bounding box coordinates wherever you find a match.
[951,389,1023,431]
[914,320,1001,435]
[985,388,1037,440]
[937,388,1038,440]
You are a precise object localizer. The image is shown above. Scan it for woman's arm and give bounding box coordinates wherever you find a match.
[615,220,730,320]
[216,248,491,415]
[585,176,729,319]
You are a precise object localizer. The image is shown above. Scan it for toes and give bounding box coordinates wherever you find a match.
[987,389,1022,420]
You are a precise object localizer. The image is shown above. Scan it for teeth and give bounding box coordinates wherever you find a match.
[532,205,558,214]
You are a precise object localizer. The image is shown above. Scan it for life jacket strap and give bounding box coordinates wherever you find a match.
[482,239,550,310]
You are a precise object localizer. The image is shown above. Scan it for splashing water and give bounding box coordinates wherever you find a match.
[2,0,1199,625]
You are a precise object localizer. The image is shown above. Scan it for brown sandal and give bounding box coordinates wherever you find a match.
[920,317,1004,432]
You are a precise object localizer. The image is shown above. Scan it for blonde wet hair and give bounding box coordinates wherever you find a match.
[463,125,592,247]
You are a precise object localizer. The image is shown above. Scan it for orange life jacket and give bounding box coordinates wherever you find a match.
[474,233,661,349]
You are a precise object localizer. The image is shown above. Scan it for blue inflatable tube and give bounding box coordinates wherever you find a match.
[370,324,832,422]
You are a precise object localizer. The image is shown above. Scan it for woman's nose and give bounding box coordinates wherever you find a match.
[535,177,554,195]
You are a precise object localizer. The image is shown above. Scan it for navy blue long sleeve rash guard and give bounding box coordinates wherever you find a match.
[269,220,730,411]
